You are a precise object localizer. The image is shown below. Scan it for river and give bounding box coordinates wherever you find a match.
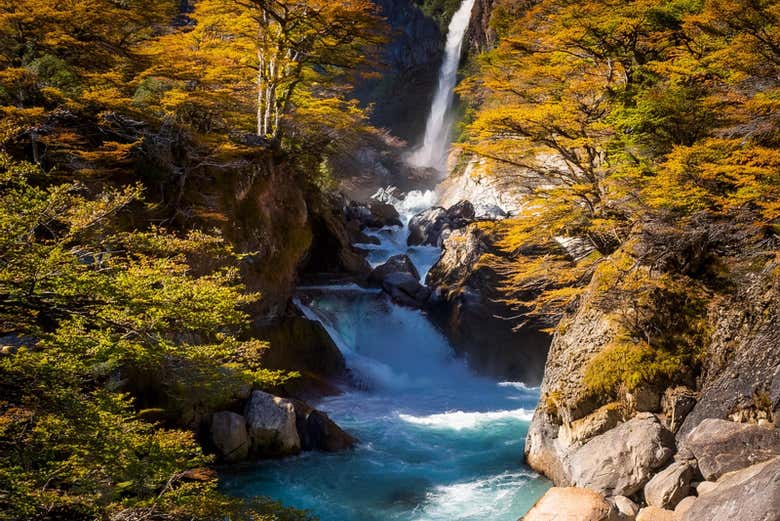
[222,192,550,520]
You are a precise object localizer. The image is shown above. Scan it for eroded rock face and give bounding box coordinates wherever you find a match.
[521,487,617,521]
[567,414,676,497]
[682,457,780,521]
[677,265,779,438]
[643,461,695,510]
[244,390,301,457]
[426,223,550,382]
[210,411,250,462]
[680,419,780,480]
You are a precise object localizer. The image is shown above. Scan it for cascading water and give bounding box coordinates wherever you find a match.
[222,193,550,520]
[408,0,476,171]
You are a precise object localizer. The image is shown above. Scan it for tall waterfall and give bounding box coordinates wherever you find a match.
[409,0,476,171]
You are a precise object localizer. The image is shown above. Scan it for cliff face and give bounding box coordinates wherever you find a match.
[355,0,443,142]
[523,221,780,507]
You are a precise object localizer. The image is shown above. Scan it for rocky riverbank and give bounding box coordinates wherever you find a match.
[519,221,780,519]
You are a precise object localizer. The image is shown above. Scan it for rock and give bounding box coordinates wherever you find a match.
[445,199,475,227]
[559,403,622,447]
[521,487,618,521]
[643,461,695,509]
[369,254,420,284]
[681,456,780,521]
[426,223,550,382]
[368,199,402,227]
[291,400,356,452]
[244,390,301,457]
[673,497,696,519]
[636,506,675,521]
[568,414,676,497]
[210,411,250,462]
[255,316,346,387]
[661,387,697,432]
[694,481,717,495]
[676,264,779,438]
[612,495,640,518]
[681,418,780,480]
[407,207,450,246]
[626,386,662,413]
[381,271,431,307]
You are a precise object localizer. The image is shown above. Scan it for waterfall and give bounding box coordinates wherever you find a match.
[409,0,476,171]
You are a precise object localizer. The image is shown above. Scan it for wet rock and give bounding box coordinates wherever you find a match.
[292,400,356,452]
[521,487,618,521]
[568,414,676,497]
[210,411,250,462]
[661,387,697,432]
[368,200,402,228]
[681,418,780,480]
[408,207,450,246]
[636,506,675,521]
[244,390,301,457]
[643,461,695,509]
[255,316,346,378]
[681,456,780,521]
[369,254,420,284]
[381,271,431,307]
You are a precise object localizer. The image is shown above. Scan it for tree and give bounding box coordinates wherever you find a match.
[0,154,296,519]
[143,0,385,142]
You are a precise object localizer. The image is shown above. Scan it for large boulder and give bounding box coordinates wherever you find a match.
[407,207,450,246]
[635,506,675,521]
[345,200,401,229]
[682,456,780,521]
[381,271,431,307]
[681,419,780,480]
[521,487,618,521]
[568,414,676,497]
[643,461,695,509]
[210,411,250,462]
[445,199,475,227]
[369,254,420,284]
[244,390,301,457]
[292,400,356,452]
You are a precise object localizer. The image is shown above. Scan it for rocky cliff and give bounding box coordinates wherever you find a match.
[522,221,780,517]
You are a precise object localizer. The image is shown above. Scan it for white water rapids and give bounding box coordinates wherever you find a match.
[408,0,477,171]
[222,191,550,519]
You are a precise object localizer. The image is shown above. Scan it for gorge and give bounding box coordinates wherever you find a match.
[1,0,779,520]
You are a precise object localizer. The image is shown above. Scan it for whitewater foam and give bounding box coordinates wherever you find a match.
[399,409,534,430]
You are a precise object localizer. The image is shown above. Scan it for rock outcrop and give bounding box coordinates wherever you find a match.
[369,254,420,284]
[426,222,550,382]
[407,200,475,247]
[680,418,780,480]
[681,456,780,521]
[382,271,431,307]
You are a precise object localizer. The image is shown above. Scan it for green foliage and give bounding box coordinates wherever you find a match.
[0,155,299,520]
